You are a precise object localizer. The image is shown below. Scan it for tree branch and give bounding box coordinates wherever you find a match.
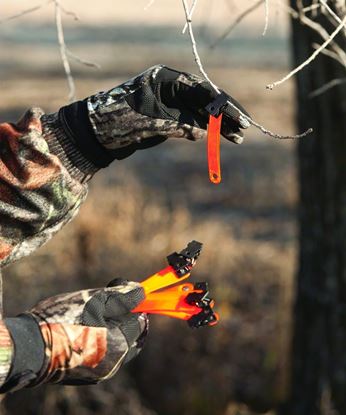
[181,0,312,139]
[309,77,346,98]
[54,0,76,102]
[144,0,156,11]
[263,0,270,36]
[59,3,79,21]
[0,0,52,24]
[267,14,346,90]
[182,0,199,34]
[276,0,346,67]
[320,0,346,30]
[312,42,345,66]
[210,0,264,49]
[66,49,101,69]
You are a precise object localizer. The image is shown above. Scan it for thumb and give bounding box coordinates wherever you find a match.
[103,282,145,319]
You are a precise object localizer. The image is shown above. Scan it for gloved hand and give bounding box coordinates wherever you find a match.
[2,280,147,391]
[41,65,251,172]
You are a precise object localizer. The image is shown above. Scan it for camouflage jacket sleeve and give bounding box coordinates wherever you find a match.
[0,107,95,388]
[0,108,89,268]
[0,322,12,388]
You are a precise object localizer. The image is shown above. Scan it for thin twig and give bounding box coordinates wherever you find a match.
[263,0,270,36]
[311,0,320,17]
[299,10,346,66]
[1,0,98,100]
[181,0,220,93]
[144,0,156,10]
[309,77,346,98]
[267,15,346,90]
[277,0,346,67]
[210,0,264,49]
[302,3,320,13]
[0,0,52,23]
[312,42,345,66]
[181,0,312,139]
[66,49,101,69]
[55,0,76,101]
[320,0,346,30]
[59,3,79,21]
[182,0,199,34]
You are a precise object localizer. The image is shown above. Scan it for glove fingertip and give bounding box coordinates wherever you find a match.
[223,95,251,129]
[238,114,251,129]
[107,278,129,288]
[106,282,145,312]
[228,133,244,144]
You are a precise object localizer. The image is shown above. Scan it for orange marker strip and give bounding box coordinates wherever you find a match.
[133,283,219,325]
[207,114,222,184]
[140,265,191,295]
[133,283,198,316]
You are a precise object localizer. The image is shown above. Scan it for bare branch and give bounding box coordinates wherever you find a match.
[181,0,312,139]
[312,42,345,66]
[320,0,346,30]
[245,117,313,139]
[302,3,320,14]
[309,77,346,98]
[1,0,100,100]
[181,0,220,93]
[263,0,270,36]
[276,0,346,66]
[0,0,52,23]
[311,0,320,17]
[210,0,264,49]
[144,0,156,10]
[66,49,101,69]
[54,0,76,102]
[59,3,80,21]
[267,15,346,90]
[300,13,346,66]
[182,0,199,34]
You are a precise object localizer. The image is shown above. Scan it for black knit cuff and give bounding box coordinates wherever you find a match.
[41,111,98,183]
[1,315,45,392]
[60,100,117,168]
[42,99,143,178]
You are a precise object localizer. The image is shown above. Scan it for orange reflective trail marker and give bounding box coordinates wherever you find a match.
[207,114,222,184]
[205,92,229,185]
[131,241,219,328]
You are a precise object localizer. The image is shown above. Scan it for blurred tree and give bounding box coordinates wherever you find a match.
[281,1,346,414]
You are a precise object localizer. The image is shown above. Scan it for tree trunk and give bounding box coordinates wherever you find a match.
[281,2,346,414]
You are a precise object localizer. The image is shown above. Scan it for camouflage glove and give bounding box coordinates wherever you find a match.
[41,65,251,175]
[2,280,147,391]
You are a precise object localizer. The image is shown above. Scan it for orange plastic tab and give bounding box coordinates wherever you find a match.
[133,283,219,325]
[140,265,191,295]
[141,309,219,324]
[207,114,222,184]
[133,283,209,321]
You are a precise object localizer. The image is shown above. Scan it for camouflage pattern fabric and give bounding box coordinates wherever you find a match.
[0,108,88,269]
[0,108,89,388]
[0,323,12,386]
[29,281,147,385]
[87,65,250,150]
[87,65,207,149]
[0,66,249,390]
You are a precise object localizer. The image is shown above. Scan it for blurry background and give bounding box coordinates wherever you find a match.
[0,1,298,414]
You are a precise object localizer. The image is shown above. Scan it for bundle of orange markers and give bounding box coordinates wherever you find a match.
[131,241,219,328]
